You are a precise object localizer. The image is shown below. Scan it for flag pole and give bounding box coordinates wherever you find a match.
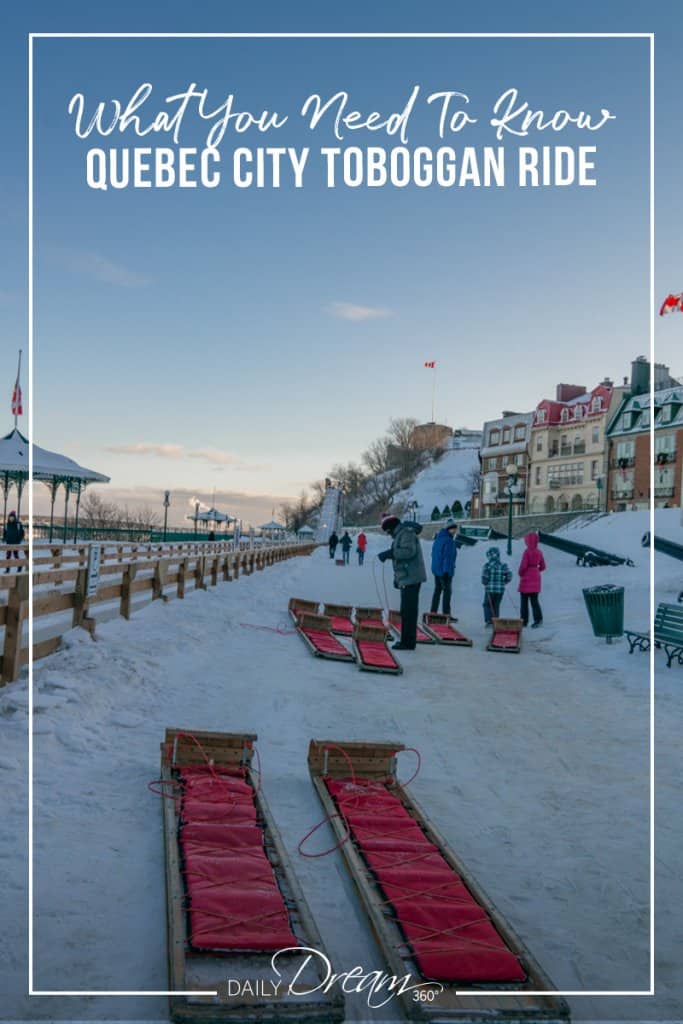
[14,349,22,428]
[432,365,436,422]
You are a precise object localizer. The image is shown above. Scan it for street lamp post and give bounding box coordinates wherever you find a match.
[504,464,520,556]
[163,490,171,542]
[408,500,419,522]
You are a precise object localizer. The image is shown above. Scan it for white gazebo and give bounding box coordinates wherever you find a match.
[0,427,110,540]
[259,519,286,539]
[297,524,314,540]
[186,505,235,536]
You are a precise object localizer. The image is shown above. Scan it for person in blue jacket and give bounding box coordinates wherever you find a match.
[430,519,459,618]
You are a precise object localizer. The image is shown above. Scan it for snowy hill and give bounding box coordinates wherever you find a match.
[392,446,479,520]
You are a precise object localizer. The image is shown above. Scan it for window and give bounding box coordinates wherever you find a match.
[613,469,634,496]
[641,409,650,428]
[537,409,546,424]
[535,466,541,484]
[661,404,673,423]
[616,440,635,462]
[502,428,511,444]
[621,411,634,430]
[547,462,584,487]
[655,434,676,464]
[514,424,526,441]
[536,436,543,451]
[560,408,569,423]
[515,453,525,466]
[490,429,500,445]
[655,465,675,496]
[591,460,599,481]
[488,457,497,470]
[574,405,584,420]
[592,426,600,444]
[592,396,602,412]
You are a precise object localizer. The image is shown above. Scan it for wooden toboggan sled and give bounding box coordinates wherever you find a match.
[160,729,344,1023]
[307,738,570,1024]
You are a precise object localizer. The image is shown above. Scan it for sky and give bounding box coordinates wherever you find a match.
[1,1,681,527]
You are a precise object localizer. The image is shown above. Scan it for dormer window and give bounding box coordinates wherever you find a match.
[591,396,602,412]
[661,404,673,424]
[574,405,584,420]
[490,429,500,445]
[560,408,570,423]
[537,410,546,424]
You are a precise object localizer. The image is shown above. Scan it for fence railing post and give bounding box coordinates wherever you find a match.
[120,563,138,620]
[2,574,29,684]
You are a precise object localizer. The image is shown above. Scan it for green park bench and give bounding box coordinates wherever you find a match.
[626,602,683,668]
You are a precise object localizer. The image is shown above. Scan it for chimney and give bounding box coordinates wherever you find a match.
[630,356,650,397]
[556,383,586,403]
[654,362,673,390]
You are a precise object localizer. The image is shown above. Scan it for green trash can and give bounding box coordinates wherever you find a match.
[582,584,624,643]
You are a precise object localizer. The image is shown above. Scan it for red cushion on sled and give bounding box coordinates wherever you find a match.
[356,641,397,669]
[324,776,526,984]
[181,822,264,849]
[329,616,354,634]
[302,628,351,656]
[189,886,297,951]
[181,799,257,824]
[491,630,519,648]
[183,850,275,884]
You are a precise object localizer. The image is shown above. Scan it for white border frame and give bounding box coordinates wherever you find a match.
[27,30,655,1001]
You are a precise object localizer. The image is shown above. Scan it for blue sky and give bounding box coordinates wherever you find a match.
[1,1,680,526]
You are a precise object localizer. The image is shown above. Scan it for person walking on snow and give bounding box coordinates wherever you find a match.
[378,513,426,650]
[518,532,546,628]
[481,546,512,625]
[430,518,460,618]
[340,531,352,565]
[328,531,339,559]
[356,530,367,566]
[3,511,25,572]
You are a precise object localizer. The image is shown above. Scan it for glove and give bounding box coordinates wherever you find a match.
[378,551,390,563]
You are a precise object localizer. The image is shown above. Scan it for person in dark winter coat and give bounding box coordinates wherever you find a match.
[518,532,546,627]
[3,511,25,572]
[378,513,427,650]
[481,546,512,625]
[430,519,459,617]
[356,531,367,566]
[340,531,352,564]
[328,531,339,559]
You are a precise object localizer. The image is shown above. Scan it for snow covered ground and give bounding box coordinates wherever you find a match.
[393,446,479,520]
[1,510,681,1023]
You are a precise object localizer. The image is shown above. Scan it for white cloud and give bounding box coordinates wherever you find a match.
[327,301,391,322]
[106,443,183,459]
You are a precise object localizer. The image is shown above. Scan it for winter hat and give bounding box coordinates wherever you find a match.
[381,513,400,532]
[8,510,16,517]
[445,519,458,530]
[485,546,501,561]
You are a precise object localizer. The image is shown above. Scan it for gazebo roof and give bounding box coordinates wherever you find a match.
[297,524,314,534]
[0,428,110,483]
[259,520,285,530]
[187,506,234,523]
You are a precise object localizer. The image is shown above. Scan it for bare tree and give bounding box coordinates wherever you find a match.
[386,417,419,450]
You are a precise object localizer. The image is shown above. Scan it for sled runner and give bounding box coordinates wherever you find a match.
[354,605,390,634]
[352,623,403,674]
[295,611,356,662]
[287,597,319,624]
[421,612,473,647]
[160,729,344,1023]
[487,618,523,654]
[323,602,355,636]
[388,609,435,644]
[307,739,570,1023]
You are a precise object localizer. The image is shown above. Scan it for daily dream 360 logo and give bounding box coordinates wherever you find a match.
[216,947,444,1011]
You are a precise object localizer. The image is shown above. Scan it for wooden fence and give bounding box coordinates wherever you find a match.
[0,539,316,684]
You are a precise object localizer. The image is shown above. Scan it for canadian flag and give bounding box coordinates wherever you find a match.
[659,293,683,316]
[424,361,436,368]
[11,383,22,417]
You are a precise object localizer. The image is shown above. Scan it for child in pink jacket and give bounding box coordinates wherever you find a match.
[518,532,546,628]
